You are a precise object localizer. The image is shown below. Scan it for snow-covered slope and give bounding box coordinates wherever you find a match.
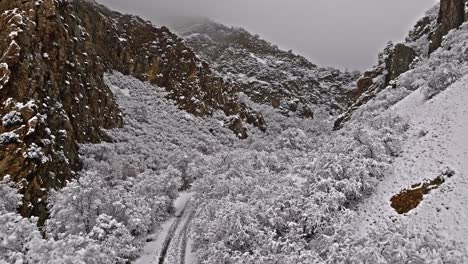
[343,14,468,256]
[355,68,468,251]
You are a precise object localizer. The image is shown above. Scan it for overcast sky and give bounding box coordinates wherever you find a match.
[98,0,438,70]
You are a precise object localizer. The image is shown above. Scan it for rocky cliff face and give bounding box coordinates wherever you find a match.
[0,0,123,223]
[71,2,264,135]
[0,0,263,223]
[429,0,466,54]
[334,4,447,130]
[173,18,359,118]
[335,0,468,130]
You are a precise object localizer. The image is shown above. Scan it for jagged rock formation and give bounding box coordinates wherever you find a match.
[335,0,468,130]
[0,0,123,223]
[0,0,264,223]
[334,5,442,130]
[333,43,419,130]
[429,0,465,54]
[173,18,359,118]
[385,44,417,82]
[72,2,264,134]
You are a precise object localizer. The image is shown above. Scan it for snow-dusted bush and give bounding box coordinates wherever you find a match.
[0,177,33,263]
[88,214,137,263]
[424,62,461,99]
[47,171,106,236]
[189,103,417,263]
[23,143,49,163]
[0,212,42,263]
[0,176,107,264]
[1,111,23,127]
[0,132,19,145]
[0,176,21,212]
[26,235,106,264]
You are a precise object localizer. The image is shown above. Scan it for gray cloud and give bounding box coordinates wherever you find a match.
[97,0,438,70]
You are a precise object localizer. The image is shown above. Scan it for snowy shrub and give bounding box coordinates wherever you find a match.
[0,213,41,264]
[88,214,138,263]
[0,184,103,264]
[23,143,49,163]
[189,104,411,263]
[47,172,106,236]
[424,62,461,99]
[277,128,309,150]
[0,176,21,212]
[0,132,19,145]
[26,235,106,264]
[0,177,34,263]
[1,111,23,127]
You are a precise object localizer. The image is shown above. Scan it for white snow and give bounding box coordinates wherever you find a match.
[133,192,193,264]
[354,74,468,250]
[174,192,193,216]
[249,53,267,65]
[109,83,131,97]
[133,219,175,264]
[8,31,19,38]
[0,63,10,89]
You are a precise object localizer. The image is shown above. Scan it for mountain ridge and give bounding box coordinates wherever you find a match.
[173,18,360,118]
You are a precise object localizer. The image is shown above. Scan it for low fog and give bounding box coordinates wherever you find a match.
[98,0,437,70]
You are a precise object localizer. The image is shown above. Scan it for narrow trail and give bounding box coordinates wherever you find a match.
[179,209,195,264]
[134,193,194,264]
[163,205,195,264]
[158,205,189,264]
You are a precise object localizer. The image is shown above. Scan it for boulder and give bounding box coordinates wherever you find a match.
[386,44,417,82]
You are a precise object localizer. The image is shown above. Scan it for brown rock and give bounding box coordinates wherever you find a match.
[356,77,373,94]
[43,0,56,18]
[0,1,122,224]
[429,0,465,54]
[386,44,417,82]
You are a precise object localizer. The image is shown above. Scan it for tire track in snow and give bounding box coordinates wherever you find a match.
[133,193,193,264]
[179,209,195,264]
[156,192,194,264]
[158,204,188,264]
[161,203,194,264]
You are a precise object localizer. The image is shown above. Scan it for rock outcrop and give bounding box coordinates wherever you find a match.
[71,2,264,134]
[0,0,264,224]
[334,42,417,130]
[429,0,465,54]
[334,3,450,130]
[385,44,417,82]
[0,0,123,223]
